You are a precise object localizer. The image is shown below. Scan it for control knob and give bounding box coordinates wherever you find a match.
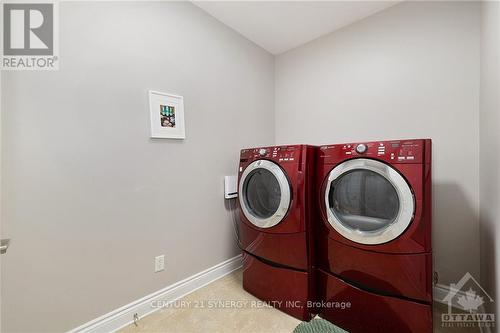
[356,144,367,154]
[259,148,267,157]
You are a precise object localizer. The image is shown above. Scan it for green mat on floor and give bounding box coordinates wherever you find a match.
[293,318,348,333]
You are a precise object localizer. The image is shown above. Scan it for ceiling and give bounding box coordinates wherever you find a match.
[193,1,400,55]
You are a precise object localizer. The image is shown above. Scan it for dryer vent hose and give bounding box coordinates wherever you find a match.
[228,198,243,250]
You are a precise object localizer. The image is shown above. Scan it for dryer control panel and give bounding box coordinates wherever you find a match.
[319,139,431,164]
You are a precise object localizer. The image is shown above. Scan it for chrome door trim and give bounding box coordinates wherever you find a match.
[324,158,415,245]
[239,160,291,229]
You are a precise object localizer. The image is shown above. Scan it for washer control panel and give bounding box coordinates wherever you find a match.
[319,139,430,164]
[240,145,301,164]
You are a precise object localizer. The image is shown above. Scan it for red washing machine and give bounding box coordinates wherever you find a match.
[315,139,432,333]
[238,145,316,321]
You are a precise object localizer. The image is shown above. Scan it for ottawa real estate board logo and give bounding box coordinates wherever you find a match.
[1,1,59,70]
[441,272,495,330]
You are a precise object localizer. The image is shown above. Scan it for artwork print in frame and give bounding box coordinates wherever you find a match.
[149,91,185,139]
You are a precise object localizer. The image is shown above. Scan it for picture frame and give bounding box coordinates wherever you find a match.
[148,90,185,139]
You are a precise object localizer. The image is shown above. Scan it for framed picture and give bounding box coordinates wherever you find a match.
[149,91,185,139]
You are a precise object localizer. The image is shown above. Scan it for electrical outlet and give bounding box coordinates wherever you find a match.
[155,255,165,272]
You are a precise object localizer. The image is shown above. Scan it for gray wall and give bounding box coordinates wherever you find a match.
[1,1,491,331]
[275,1,481,286]
[1,2,274,332]
[480,0,500,322]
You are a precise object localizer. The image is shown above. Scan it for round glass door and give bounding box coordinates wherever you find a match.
[324,158,414,244]
[239,160,291,228]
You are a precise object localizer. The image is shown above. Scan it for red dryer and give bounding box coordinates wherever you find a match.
[315,139,432,333]
[238,145,316,321]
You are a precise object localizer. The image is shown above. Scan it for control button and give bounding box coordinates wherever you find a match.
[398,156,406,160]
[407,156,415,160]
[356,144,367,154]
[259,148,267,157]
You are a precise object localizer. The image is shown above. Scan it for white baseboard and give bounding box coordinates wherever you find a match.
[434,283,473,310]
[433,283,456,305]
[67,255,242,333]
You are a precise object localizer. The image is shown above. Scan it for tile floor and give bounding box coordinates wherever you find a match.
[119,269,482,333]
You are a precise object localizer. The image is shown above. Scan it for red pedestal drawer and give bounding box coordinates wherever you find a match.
[319,236,432,302]
[317,268,432,333]
[242,252,313,321]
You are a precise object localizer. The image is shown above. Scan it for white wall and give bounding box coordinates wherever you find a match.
[275,1,481,286]
[480,0,500,321]
[0,2,274,332]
